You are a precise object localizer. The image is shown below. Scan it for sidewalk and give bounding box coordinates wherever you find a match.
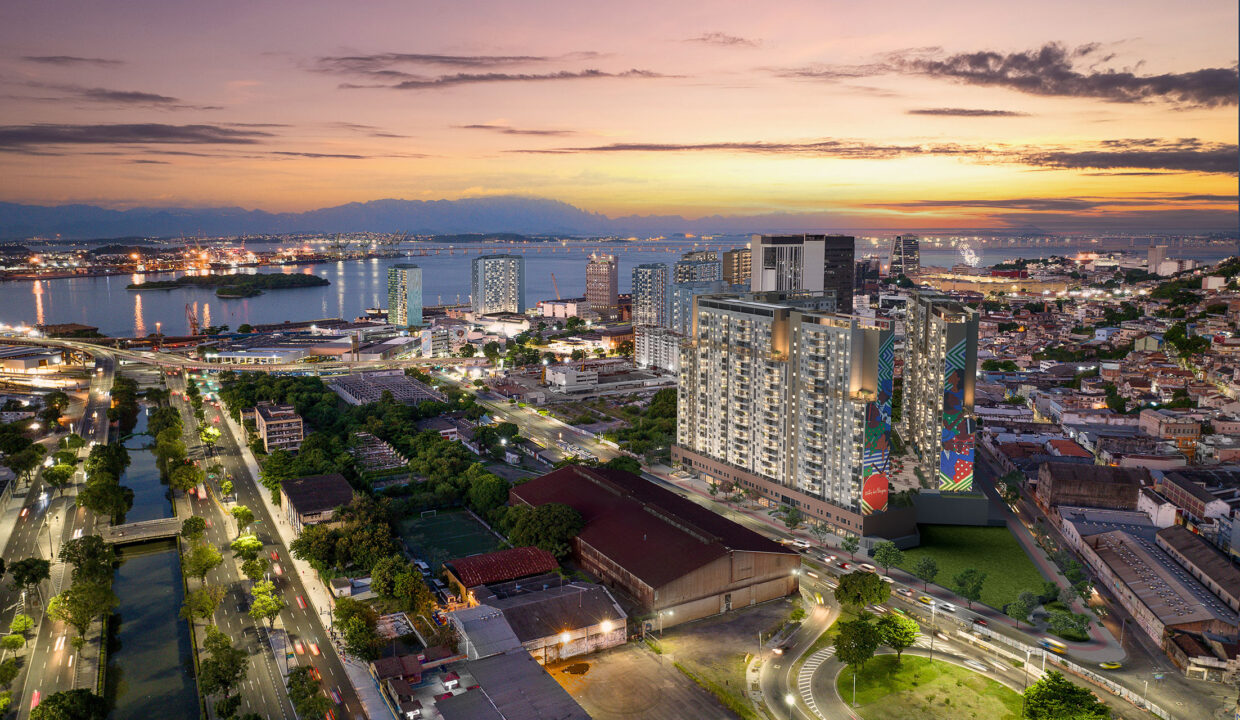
[218,409,394,720]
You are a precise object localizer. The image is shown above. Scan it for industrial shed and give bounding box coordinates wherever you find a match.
[510,465,800,627]
[1036,462,1148,513]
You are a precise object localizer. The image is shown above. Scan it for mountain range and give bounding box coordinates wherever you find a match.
[0,196,1055,240]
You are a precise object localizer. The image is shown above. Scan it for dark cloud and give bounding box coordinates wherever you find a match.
[131,159,169,164]
[22,55,122,66]
[515,135,1238,174]
[18,81,219,110]
[456,123,575,136]
[686,32,760,47]
[782,43,1238,107]
[270,151,427,160]
[382,68,667,90]
[907,107,1028,117]
[327,122,408,138]
[313,51,601,81]
[869,193,1236,212]
[0,124,272,152]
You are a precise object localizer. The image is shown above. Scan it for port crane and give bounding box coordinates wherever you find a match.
[185,303,199,335]
[550,273,561,300]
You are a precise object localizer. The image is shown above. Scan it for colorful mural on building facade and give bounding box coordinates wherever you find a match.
[861,332,895,514]
[939,336,975,491]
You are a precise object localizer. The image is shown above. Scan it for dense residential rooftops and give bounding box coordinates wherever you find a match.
[511,465,797,589]
[436,649,590,720]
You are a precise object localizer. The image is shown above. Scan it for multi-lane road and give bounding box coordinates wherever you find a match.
[167,373,364,720]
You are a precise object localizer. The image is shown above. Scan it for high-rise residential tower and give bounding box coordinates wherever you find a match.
[722,247,752,286]
[471,254,526,315]
[585,254,619,320]
[1148,245,1168,275]
[387,264,423,327]
[889,235,920,278]
[631,263,670,327]
[673,250,721,283]
[674,291,908,537]
[901,289,979,492]
[750,234,855,311]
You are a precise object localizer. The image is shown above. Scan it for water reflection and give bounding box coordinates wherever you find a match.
[134,294,145,338]
[31,281,44,326]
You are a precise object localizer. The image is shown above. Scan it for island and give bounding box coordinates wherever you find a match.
[127,272,330,298]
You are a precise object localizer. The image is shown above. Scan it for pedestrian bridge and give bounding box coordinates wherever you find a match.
[100,517,182,545]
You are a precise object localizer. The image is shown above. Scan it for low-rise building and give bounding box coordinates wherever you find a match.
[443,547,561,606]
[1156,525,1240,613]
[279,473,355,533]
[254,401,303,453]
[1036,462,1147,513]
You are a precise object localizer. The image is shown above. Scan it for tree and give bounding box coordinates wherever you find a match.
[876,612,918,661]
[807,522,832,547]
[43,464,75,496]
[457,344,477,358]
[200,425,221,451]
[1022,671,1110,719]
[783,506,802,529]
[220,479,234,496]
[60,433,86,452]
[1048,611,1091,640]
[0,657,17,686]
[287,665,332,717]
[504,503,584,559]
[393,571,437,617]
[29,689,109,720]
[604,455,642,475]
[833,571,890,609]
[0,636,23,653]
[289,523,337,570]
[483,341,502,362]
[229,505,254,536]
[953,568,987,609]
[834,615,880,671]
[170,464,203,494]
[76,474,133,524]
[199,626,248,702]
[335,598,383,662]
[240,557,269,583]
[237,324,253,333]
[8,614,34,638]
[5,446,44,484]
[840,534,860,558]
[183,543,223,584]
[8,558,51,606]
[181,585,226,624]
[912,556,939,590]
[370,555,406,599]
[872,541,904,575]
[230,534,263,562]
[1007,591,1035,626]
[248,580,285,628]
[181,516,207,544]
[48,581,117,640]
[58,536,117,586]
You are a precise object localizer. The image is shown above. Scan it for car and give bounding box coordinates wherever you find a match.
[806,571,819,579]
[972,618,989,627]
[330,688,342,703]
[917,595,934,605]
[897,588,914,598]
[30,690,40,710]
[294,640,305,655]
[937,602,958,614]
[1040,639,1067,655]
[1099,661,1122,670]
[859,563,877,573]
[270,550,280,561]
[824,554,837,563]
[310,642,321,656]
[72,528,83,539]
[838,562,850,570]
[935,631,950,641]
[879,575,894,584]
[790,539,810,549]
[212,416,220,424]
[19,507,28,518]
[310,667,321,681]
[273,563,284,576]
[297,595,307,609]
[324,710,335,720]
[964,659,989,672]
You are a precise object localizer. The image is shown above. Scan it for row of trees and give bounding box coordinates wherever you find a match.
[47,535,120,657]
[77,434,133,524]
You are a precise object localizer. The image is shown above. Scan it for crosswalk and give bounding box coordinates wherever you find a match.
[796,647,836,718]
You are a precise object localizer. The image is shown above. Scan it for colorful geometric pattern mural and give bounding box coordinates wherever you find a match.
[861,333,895,514]
[938,336,974,491]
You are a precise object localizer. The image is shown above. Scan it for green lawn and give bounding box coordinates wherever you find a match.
[897,525,1047,610]
[838,655,1022,720]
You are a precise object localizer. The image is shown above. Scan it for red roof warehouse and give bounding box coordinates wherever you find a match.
[510,465,799,628]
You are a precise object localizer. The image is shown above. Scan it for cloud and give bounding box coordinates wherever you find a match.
[782,43,1238,107]
[22,55,122,66]
[17,81,220,110]
[908,107,1028,117]
[0,124,273,152]
[312,51,601,81]
[514,135,1238,174]
[131,159,169,164]
[686,32,760,47]
[869,193,1236,212]
[327,122,408,138]
[379,68,667,90]
[270,150,428,160]
[456,123,575,136]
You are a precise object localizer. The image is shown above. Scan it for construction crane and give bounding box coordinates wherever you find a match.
[550,273,561,300]
[328,233,351,254]
[185,304,199,335]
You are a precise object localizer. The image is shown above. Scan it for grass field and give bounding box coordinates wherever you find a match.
[398,510,500,568]
[838,655,1022,720]
[897,525,1047,610]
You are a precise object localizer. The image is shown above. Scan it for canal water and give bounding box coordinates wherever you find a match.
[105,404,197,719]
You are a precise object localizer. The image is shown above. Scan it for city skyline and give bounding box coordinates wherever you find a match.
[0,0,1236,233]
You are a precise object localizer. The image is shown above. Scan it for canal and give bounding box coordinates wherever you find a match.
[104,404,198,719]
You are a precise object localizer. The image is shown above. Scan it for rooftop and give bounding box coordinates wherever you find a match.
[445,547,560,589]
[279,473,354,517]
[1155,525,1240,601]
[1085,530,1231,626]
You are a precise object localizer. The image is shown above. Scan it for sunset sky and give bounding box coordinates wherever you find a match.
[1,0,1236,231]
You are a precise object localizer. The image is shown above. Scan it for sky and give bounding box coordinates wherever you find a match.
[0,0,1236,232]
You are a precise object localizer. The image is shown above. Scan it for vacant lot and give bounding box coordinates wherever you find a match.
[550,644,733,720]
[838,655,1021,720]
[898,525,1046,609]
[398,509,499,567]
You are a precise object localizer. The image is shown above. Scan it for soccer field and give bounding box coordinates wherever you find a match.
[398,510,500,568]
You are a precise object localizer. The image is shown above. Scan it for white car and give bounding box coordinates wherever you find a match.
[859,563,877,573]
[937,602,958,614]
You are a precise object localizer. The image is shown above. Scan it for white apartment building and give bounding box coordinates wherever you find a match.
[674,292,912,538]
[471,254,526,315]
[631,263,669,327]
[635,326,682,373]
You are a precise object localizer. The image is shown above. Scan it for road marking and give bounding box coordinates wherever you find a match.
[796,647,837,719]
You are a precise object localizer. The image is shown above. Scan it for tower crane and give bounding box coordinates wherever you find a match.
[185,303,199,335]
